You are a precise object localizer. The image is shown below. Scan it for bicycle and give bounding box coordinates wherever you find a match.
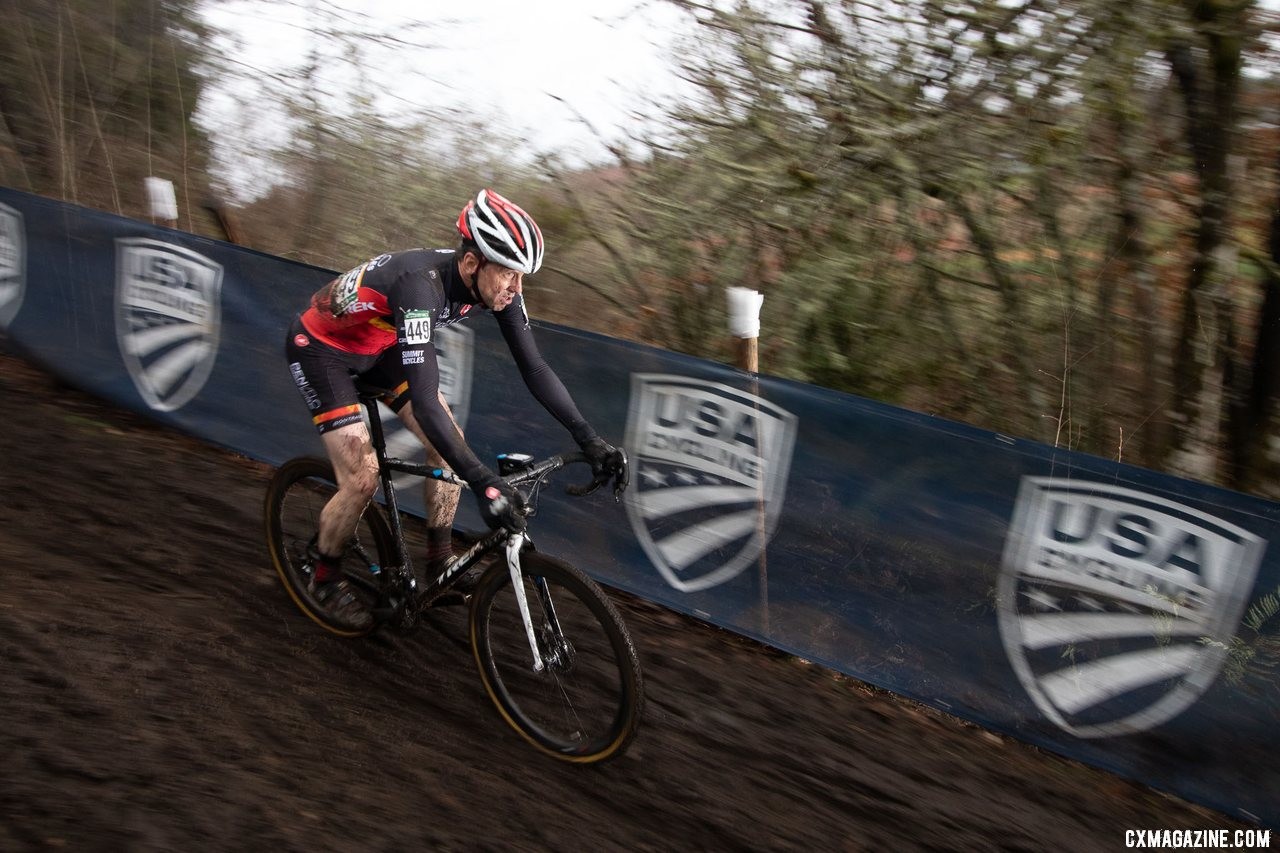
[263,390,644,763]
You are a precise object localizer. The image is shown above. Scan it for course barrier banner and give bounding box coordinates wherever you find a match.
[2,188,1277,826]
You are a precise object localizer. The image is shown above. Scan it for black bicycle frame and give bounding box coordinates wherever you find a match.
[358,394,508,605]
[355,392,594,620]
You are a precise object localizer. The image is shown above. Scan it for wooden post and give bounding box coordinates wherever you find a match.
[734,335,758,374]
[726,286,763,371]
[204,201,247,245]
[726,287,768,630]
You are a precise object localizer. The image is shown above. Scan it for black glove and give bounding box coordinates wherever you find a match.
[581,437,627,487]
[472,473,527,533]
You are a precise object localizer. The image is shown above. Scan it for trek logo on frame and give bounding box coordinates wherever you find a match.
[624,374,797,593]
[999,477,1266,738]
[115,238,224,412]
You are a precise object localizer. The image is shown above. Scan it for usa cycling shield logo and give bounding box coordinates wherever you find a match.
[0,202,24,329]
[373,324,474,501]
[434,324,474,430]
[624,374,797,593]
[999,477,1266,738]
[115,238,223,412]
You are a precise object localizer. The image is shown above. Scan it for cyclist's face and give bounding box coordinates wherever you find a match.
[476,262,524,311]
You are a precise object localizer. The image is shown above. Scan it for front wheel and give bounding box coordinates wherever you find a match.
[264,456,396,638]
[469,552,644,763]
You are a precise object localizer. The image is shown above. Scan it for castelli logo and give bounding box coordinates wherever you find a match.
[294,334,310,347]
[460,304,472,316]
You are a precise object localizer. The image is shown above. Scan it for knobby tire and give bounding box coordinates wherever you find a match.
[469,552,644,763]
[264,456,395,638]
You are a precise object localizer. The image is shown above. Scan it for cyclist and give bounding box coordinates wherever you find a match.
[284,189,626,625]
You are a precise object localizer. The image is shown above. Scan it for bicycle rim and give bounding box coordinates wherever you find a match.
[263,457,392,638]
[470,552,644,763]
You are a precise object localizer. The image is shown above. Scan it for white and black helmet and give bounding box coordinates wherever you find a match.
[456,189,545,274]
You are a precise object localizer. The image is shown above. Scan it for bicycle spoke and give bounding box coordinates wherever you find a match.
[269,452,643,758]
[472,554,642,761]
[266,458,393,637]
[491,578,618,741]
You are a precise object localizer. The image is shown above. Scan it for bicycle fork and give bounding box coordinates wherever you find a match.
[505,533,546,672]
[506,533,569,674]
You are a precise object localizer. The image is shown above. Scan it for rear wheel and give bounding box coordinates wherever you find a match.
[264,457,395,638]
[469,552,644,762]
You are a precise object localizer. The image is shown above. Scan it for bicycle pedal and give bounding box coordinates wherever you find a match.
[371,594,405,624]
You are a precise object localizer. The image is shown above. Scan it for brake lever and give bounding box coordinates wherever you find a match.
[564,448,629,500]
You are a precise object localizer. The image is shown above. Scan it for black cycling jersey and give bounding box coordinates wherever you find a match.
[290,248,597,488]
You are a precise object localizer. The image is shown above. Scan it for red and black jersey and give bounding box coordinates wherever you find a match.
[295,249,597,487]
[303,249,447,354]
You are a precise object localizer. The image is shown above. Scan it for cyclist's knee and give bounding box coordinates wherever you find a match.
[322,424,379,498]
[348,457,379,499]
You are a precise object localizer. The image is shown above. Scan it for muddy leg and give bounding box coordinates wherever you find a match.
[317,422,380,556]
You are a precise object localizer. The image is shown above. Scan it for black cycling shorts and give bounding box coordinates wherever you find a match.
[285,316,410,434]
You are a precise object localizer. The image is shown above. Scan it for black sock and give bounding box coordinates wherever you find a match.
[425,525,453,565]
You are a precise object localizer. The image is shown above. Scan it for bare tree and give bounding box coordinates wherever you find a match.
[0,0,214,223]
[573,0,1277,492]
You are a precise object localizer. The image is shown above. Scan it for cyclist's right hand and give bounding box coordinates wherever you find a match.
[472,474,527,533]
[569,440,629,498]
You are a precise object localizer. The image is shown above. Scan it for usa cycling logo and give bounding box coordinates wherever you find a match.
[0,202,24,329]
[115,238,223,412]
[624,374,797,592]
[999,477,1266,738]
[434,325,474,430]
[374,324,474,499]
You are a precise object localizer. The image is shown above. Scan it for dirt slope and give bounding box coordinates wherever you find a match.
[0,347,1251,851]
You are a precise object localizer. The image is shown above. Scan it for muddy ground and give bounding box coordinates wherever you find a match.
[0,346,1255,851]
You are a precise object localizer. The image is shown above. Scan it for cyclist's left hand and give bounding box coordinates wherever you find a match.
[581,437,628,494]
[473,473,528,533]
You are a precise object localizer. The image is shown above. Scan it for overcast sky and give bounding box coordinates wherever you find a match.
[198,0,691,184]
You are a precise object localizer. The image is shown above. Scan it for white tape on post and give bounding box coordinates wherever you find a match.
[726,286,764,339]
[145,177,178,222]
